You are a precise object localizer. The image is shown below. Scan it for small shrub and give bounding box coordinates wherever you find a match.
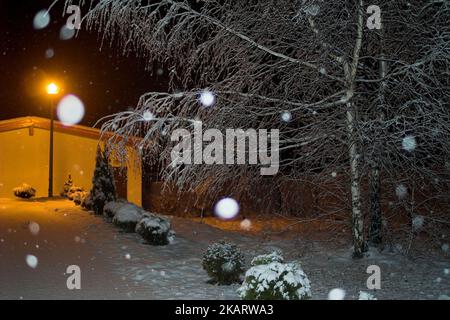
[61,174,74,197]
[135,214,173,245]
[238,253,311,300]
[202,241,245,285]
[251,251,284,266]
[112,203,145,232]
[358,291,377,300]
[13,183,36,199]
[90,146,116,215]
[67,185,84,200]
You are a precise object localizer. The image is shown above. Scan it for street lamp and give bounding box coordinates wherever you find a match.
[46,83,60,95]
[46,82,60,197]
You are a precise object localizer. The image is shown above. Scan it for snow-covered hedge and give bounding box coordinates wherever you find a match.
[106,200,174,244]
[112,202,146,232]
[13,183,36,199]
[202,241,245,285]
[103,200,128,219]
[135,214,174,245]
[238,252,311,300]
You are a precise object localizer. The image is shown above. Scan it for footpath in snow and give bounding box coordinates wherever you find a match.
[0,198,449,300]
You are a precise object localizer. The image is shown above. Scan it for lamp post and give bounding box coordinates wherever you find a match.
[46,82,60,197]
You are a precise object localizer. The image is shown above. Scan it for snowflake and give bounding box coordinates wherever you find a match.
[33,10,50,30]
[60,25,75,40]
[199,90,216,108]
[281,111,292,123]
[402,135,417,152]
[395,184,408,200]
[143,111,155,121]
[26,255,38,269]
[57,95,85,126]
[214,198,240,220]
[45,48,54,59]
[28,222,40,236]
[240,219,252,231]
[412,216,424,231]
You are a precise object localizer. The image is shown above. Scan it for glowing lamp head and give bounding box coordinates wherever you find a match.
[46,82,60,95]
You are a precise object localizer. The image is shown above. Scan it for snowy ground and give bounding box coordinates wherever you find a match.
[0,198,449,300]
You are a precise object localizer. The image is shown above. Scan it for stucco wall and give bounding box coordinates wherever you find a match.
[0,127,50,198]
[0,126,141,205]
[126,148,142,206]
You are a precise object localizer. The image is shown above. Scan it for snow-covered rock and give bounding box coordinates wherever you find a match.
[135,214,173,245]
[202,241,245,285]
[112,203,146,232]
[13,183,36,199]
[238,253,311,300]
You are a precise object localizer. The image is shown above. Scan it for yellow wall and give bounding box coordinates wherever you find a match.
[126,147,142,206]
[0,127,141,205]
[0,128,49,198]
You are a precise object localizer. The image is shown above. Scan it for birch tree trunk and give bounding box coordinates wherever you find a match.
[346,98,365,258]
[369,21,387,246]
[345,0,365,258]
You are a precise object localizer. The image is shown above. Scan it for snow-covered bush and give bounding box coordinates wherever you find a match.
[90,146,116,215]
[81,193,93,210]
[73,191,88,206]
[13,183,36,199]
[67,185,84,200]
[107,200,174,242]
[202,241,245,285]
[135,214,173,245]
[60,174,73,197]
[358,291,377,300]
[112,203,145,232]
[238,252,311,300]
[103,200,128,218]
[251,251,284,266]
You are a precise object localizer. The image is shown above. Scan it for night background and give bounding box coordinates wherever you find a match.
[0,0,449,304]
[0,0,167,126]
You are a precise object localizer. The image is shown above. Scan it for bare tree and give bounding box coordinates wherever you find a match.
[66,0,450,257]
[362,0,450,251]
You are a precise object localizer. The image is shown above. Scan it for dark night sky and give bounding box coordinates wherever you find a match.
[0,0,168,127]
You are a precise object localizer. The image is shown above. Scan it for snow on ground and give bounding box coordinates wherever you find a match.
[0,198,449,300]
